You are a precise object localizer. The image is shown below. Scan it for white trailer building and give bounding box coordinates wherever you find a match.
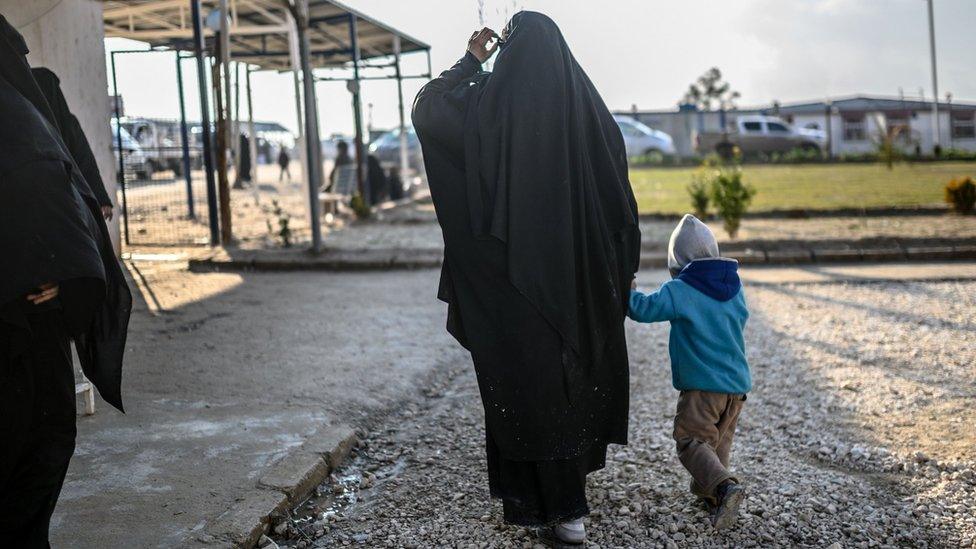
[619,95,976,159]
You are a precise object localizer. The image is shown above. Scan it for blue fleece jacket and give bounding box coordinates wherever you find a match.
[628,259,751,394]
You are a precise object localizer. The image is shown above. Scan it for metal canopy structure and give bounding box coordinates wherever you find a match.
[103,0,431,251]
[103,0,430,70]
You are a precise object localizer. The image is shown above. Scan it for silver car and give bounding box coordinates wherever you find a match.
[614,115,676,159]
[367,126,424,175]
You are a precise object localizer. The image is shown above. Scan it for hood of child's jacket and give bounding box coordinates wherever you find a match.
[676,258,741,301]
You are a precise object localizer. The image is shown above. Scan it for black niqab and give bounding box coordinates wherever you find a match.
[0,15,131,412]
[413,12,640,461]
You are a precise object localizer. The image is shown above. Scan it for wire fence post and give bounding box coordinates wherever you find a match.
[191,0,220,245]
[109,51,131,246]
[175,52,195,219]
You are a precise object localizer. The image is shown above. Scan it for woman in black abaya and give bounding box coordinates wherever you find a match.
[412,12,640,543]
[0,15,131,545]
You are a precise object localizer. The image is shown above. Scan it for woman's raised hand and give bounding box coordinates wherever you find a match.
[467,27,500,63]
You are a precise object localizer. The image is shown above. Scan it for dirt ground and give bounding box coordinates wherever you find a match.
[273,275,976,548]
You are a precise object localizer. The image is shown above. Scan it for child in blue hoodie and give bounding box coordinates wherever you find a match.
[628,214,750,530]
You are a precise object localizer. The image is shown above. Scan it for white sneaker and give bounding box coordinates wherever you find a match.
[553,517,586,545]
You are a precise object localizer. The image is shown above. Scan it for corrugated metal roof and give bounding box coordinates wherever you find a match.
[768,95,976,114]
[103,0,430,70]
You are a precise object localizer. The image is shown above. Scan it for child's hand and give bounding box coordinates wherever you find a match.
[631,278,637,291]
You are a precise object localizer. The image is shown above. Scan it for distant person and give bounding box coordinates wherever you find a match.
[328,140,352,191]
[30,67,114,220]
[277,145,291,182]
[366,154,387,205]
[0,15,132,546]
[412,13,640,545]
[387,166,405,201]
[628,214,751,530]
[234,133,252,188]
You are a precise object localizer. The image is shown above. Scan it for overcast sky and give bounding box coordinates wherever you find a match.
[105,0,976,136]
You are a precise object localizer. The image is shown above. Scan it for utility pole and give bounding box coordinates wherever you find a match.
[926,0,941,155]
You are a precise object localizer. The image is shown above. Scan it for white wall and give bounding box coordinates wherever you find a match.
[1,0,119,252]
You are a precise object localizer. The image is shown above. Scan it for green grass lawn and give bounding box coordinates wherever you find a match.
[629,161,976,214]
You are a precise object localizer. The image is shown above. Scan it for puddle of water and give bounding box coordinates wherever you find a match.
[273,452,409,545]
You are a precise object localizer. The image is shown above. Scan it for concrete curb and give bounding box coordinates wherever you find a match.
[201,425,358,548]
[189,243,976,273]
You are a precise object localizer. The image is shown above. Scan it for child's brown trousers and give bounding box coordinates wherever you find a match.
[672,390,746,504]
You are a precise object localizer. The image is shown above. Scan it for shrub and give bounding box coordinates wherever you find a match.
[686,170,711,219]
[350,193,371,219]
[780,146,823,164]
[941,149,976,161]
[945,177,976,214]
[710,167,756,238]
[264,199,292,247]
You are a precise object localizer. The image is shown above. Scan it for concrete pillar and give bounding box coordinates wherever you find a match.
[2,0,119,253]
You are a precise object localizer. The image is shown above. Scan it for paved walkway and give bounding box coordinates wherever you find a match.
[54,262,466,548]
[53,261,976,547]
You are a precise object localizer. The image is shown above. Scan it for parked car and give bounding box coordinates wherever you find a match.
[120,117,190,176]
[695,115,822,156]
[321,134,358,163]
[110,120,152,181]
[614,115,676,159]
[367,126,424,175]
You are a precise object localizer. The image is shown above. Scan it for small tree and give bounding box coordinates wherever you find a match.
[687,170,711,219]
[264,199,293,247]
[871,113,907,170]
[681,67,741,112]
[710,167,756,238]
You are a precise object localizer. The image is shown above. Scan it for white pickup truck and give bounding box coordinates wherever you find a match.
[695,115,824,156]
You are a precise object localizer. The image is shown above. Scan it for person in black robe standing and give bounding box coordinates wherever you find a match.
[234,133,252,188]
[30,66,115,221]
[412,12,641,544]
[0,16,132,547]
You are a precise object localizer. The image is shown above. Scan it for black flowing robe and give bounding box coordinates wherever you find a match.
[413,11,641,462]
[31,67,114,208]
[0,16,131,412]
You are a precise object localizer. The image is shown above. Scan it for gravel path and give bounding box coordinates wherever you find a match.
[272,280,976,548]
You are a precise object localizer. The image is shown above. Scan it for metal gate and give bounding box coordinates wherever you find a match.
[110,50,212,246]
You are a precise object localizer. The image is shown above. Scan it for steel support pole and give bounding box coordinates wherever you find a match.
[217,0,233,243]
[927,0,940,154]
[245,64,258,200]
[349,13,365,198]
[175,53,195,218]
[394,35,408,178]
[109,52,131,246]
[296,0,323,251]
[191,0,220,245]
[232,62,243,188]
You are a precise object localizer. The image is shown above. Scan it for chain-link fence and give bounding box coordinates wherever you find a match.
[116,144,213,245]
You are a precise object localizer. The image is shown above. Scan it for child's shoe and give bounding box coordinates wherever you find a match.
[553,517,586,545]
[710,480,745,530]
